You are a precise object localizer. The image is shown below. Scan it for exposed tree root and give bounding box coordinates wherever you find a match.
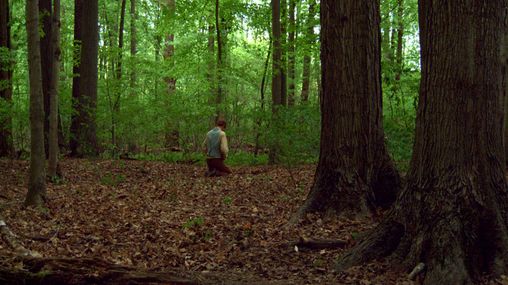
[335,183,508,285]
[335,220,404,272]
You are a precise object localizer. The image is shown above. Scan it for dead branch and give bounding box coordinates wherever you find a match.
[287,237,348,251]
[0,220,39,257]
[0,256,208,285]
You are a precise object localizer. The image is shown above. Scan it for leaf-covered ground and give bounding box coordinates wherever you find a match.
[0,159,503,284]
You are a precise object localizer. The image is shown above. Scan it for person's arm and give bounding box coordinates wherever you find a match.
[220,132,229,159]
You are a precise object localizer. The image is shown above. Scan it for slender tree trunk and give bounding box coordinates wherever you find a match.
[215,0,224,120]
[300,0,315,104]
[0,0,13,157]
[70,0,99,157]
[163,0,178,148]
[26,0,47,207]
[280,0,287,106]
[207,23,216,126]
[48,0,61,179]
[40,0,53,158]
[293,0,399,220]
[255,38,271,156]
[269,0,283,164]
[394,0,404,82]
[111,0,127,154]
[287,0,296,106]
[130,0,137,91]
[337,2,508,284]
[69,0,82,156]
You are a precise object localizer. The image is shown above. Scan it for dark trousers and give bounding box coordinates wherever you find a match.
[206,158,232,176]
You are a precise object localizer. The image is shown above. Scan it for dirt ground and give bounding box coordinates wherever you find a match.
[0,159,503,284]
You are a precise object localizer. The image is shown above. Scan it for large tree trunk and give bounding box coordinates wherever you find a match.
[48,0,61,179]
[69,0,99,157]
[300,0,316,104]
[337,1,508,284]
[40,0,53,158]
[287,0,296,107]
[25,0,47,207]
[0,0,13,157]
[292,0,399,220]
[269,0,283,164]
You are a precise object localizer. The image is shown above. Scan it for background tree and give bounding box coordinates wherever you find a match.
[48,0,61,179]
[69,0,99,157]
[25,0,47,207]
[0,0,14,157]
[300,0,316,104]
[337,1,508,284]
[269,0,283,164]
[40,0,53,158]
[293,0,400,219]
[287,0,295,106]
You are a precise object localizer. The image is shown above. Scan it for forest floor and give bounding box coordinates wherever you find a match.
[0,159,504,284]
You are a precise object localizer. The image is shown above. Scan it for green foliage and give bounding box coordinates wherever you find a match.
[223,196,233,206]
[182,216,205,229]
[100,173,126,186]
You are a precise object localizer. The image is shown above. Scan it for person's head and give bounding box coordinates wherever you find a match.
[216,120,227,130]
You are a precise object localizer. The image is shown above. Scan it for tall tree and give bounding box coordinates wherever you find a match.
[300,0,316,103]
[25,0,47,207]
[69,0,99,157]
[269,0,283,164]
[215,0,224,119]
[40,0,53,158]
[0,0,13,157]
[130,0,137,92]
[163,0,179,148]
[280,0,287,106]
[287,0,296,106]
[48,0,61,179]
[292,0,399,220]
[111,0,127,153]
[337,1,508,284]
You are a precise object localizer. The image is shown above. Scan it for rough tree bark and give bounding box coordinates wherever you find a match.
[336,1,508,284]
[69,0,99,157]
[292,0,400,220]
[48,0,61,179]
[25,0,47,207]
[300,0,316,104]
[0,0,13,157]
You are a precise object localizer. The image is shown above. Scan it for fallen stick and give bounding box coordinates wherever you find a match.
[0,220,39,257]
[287,237,348,251]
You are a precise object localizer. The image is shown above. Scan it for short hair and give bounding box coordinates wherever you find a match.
[216,120,227,128]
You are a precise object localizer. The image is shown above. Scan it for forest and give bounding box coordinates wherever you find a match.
[1,0,508,284]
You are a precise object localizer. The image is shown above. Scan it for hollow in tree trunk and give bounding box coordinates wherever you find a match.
[337,1,508,284]
[292,0,399,221]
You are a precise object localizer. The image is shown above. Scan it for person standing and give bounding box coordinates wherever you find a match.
[204,120,232,176]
